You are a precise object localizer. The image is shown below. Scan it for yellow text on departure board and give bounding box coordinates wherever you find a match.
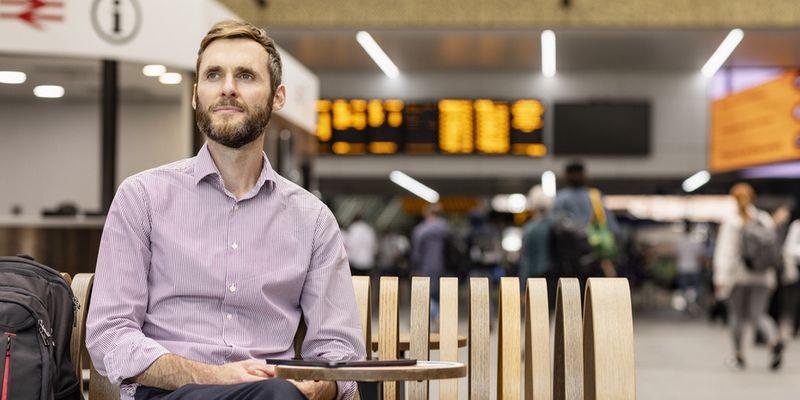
[511,100,544,132]
[316,100,332,142]
[474,99,510,154]
[331,99,368,131]
[439,99,474,154]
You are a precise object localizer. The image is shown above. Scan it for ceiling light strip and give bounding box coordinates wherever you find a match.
[389,170,439,203]
[541,30,556,78]
[682,170,710,192]
[356,31,400,79]
[701,29,744,77]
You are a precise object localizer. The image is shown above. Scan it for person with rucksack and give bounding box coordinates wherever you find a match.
[713,182,784,370]
[551,161,619,286]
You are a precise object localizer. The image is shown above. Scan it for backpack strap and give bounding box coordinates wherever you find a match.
[589,188,607,226]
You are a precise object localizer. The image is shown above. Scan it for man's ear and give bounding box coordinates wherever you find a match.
[191,84,197,110]
[271,84,287,111]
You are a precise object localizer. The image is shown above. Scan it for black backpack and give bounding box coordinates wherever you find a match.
[548,216,595,277]
[0,255,83,400]
[740,218,781,273]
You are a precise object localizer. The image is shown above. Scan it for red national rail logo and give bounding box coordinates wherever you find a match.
[0,0,63,30]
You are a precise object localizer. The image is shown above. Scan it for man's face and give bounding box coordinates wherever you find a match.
[193,38,284,149]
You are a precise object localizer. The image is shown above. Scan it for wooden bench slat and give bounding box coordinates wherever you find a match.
[554,278,583,400]
[438,277,459,400]
[497,277,521,400]
[525,278,552,400]
[408,277,431,400]
[352,275,373,360]
[379,276,400,400]
[583,278,636,400]
[469,277,490,400]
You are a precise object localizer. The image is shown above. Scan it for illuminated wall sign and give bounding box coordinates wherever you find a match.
[316,98,546,156]
[710,70,800,172]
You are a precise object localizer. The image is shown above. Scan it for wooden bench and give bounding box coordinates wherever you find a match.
[69,274,635,400]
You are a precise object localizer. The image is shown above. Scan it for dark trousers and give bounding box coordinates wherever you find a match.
[134,379,307,400]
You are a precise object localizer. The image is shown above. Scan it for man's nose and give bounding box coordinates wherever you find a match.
[221,75,237,97]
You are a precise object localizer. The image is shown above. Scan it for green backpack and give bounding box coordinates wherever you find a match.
[586,189,617,261]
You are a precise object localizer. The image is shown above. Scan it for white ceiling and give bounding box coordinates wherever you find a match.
[0,28,797,102]
[269,28,800,73]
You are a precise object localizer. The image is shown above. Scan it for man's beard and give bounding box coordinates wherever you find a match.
[195,95,274,149]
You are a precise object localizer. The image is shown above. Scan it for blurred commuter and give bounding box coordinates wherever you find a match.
[344,214,377,276]
[376,230,410,276]
[780,218,800,339]
[676,220,705,316]
[552,161,618,282]
[713,182,784,370]
[465,210,503,281]
[411,202,449,321]
[520,185,557,308]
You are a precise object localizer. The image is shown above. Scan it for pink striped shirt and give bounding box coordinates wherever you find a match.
[86,144,365,400]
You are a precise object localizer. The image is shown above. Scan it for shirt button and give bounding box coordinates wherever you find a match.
[231,242,239,250]
[234,204,240,211]
[229,284,237,293]
[226,314,232,320]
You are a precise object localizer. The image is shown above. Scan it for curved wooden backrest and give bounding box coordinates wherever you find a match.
[497,277,521,400]
[69,273,120,400]
[378,276,400,400]
[524,278,551,400]
[554,278,583,400]
[351,275,372,359]
[583,278,636,400]
[438,277,459,400]
[408,277,431,400]
[468,277,490,400]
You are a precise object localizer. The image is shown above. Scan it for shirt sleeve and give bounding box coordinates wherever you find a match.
[300,206,367,400]
[85,177,170,385]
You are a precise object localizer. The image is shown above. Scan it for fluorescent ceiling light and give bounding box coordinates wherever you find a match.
[0,71,26,84]
[541,170,556,197]
[701,29,744,77]
[158,72,183,85]
[142,64,166,77]
[389,170,439,203]
[33,85,64,98]
[682,170,711,192]
[356,31,400,79]
[541,30,556,78]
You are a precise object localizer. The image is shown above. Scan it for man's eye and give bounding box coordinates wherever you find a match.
[239,73,254,80]
[206,72,220,80]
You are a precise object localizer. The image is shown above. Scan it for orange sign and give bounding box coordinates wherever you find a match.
[710,71,800,172]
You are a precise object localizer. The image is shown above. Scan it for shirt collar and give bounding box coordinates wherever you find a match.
[193,142,278,192]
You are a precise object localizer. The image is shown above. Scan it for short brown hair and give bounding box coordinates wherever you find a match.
[196,20,282,95]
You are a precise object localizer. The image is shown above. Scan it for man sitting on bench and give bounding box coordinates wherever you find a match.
[86,20,365,400]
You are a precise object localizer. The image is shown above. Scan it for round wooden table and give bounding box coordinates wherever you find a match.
[275,360,466,400]
[275,360,465,382]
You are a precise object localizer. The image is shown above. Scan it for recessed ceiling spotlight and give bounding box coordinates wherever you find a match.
[142,64,167,77]
[33,85,65,98]
[0,71,27,84]
[158,72,183,85]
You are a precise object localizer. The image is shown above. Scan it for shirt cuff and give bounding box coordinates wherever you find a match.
[336,381,357,400]
[103,337,171,385]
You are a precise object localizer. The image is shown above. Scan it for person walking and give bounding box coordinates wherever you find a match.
[713,182,784,370]
[344,214,378,276]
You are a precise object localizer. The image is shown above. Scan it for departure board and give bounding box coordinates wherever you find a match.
[315,98,546,156]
